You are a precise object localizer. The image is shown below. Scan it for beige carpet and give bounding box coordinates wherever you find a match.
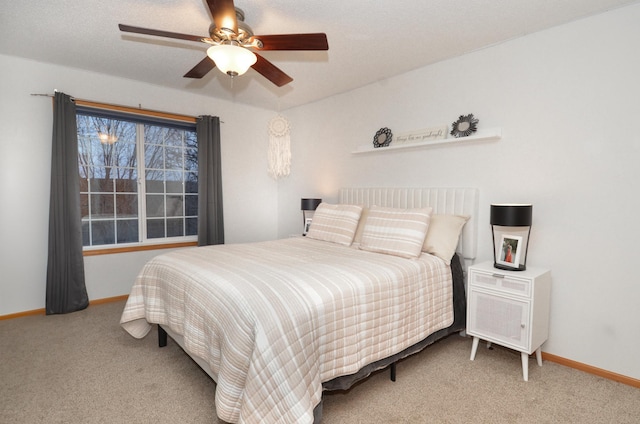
[1,301,638,423]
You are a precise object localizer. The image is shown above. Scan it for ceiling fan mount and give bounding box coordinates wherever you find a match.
[207,8,261,47]
[118,0,328,87]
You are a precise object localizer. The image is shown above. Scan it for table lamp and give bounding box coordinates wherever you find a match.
[301,198,322,235]
[490,204,532,271]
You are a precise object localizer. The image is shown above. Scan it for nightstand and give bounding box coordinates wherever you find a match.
[466,261,551,381]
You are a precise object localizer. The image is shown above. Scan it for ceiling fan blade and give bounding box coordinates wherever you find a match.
[206,0,238,34]
[252,54,293,87]
[252,33,329,51]
[119,24,207,43]
[184,57,216,78]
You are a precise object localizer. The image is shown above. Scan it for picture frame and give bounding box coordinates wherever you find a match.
[303,218,313,235]
[496,234,522,269]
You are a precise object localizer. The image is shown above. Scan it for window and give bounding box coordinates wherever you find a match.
[76,105,198,249]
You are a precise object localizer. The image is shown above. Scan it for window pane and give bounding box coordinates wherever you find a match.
[116,194,138,217]
[146,194,164,218]
[145,170,165,193]
[91,221,115,245]
[186,217,198,236]
[144,125,165,145]
[164,128,184,147]
[88,166,105,179]
[117,220,139,244]
[79,165,89,181]
[166,181,183,193]
[185,131,197,149]
[166,195,183,217]
[80,194,89,219]
[145,144,164,169]
[82,221,90,246]
[185,172,198,194]
[184,147,198,172]
[165,147,183,170]
[100,143,119,167]
[167,218,184,237]
[89,175,113,193]
[91,194,114,218]
[185,194,198,216]
[165,171,183,193]
[112,141,137,168]
[147,219,165,239]
[115,175,137,192]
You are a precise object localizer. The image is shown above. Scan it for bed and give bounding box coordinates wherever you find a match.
[120,187,478,423]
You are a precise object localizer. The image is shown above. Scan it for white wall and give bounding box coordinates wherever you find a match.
[0,54,279,315]
[278,5,640,379]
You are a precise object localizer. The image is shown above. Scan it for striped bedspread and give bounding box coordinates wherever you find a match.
[120,237,453,423]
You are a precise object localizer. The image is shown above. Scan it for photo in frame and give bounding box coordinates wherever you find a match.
[496,234,523,269]
[303,218,313,235]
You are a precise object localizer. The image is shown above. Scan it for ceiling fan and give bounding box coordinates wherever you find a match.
[118,0,328,87]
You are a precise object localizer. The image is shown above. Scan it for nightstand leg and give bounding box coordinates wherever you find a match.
[470,337,480,360]
[536,348,543,367]
[521,352,529,381]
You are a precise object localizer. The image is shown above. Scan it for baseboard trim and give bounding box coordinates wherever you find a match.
[0,295,129,321]
[88,294,129,305]
[542,352,640,388]
[0,308,46,320]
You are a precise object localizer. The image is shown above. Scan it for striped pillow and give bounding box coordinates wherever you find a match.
[306,203,363,246]
[359,206,432,258]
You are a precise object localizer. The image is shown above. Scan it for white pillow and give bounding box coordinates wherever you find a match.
[422,214,470,264]
[306,203,363,246]
[359,206,432,258]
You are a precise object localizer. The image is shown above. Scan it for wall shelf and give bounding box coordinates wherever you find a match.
[352,127,502,154]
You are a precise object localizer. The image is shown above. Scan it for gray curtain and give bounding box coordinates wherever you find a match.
[196,115,225,246]
[46,92,89,315]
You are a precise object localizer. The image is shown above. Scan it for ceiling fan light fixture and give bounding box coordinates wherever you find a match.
[207,44,257,77]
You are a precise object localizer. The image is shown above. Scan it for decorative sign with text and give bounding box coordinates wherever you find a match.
[395,126,448,145]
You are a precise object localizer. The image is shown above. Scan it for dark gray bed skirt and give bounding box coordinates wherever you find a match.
[313,253,467,422]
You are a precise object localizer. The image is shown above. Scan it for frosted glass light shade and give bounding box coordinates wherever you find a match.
[98,133,117,144]
[207,45,257,76]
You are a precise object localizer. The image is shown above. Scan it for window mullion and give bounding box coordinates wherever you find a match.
[137,123,147,242]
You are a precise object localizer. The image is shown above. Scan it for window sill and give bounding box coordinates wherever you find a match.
[83,241,197,256]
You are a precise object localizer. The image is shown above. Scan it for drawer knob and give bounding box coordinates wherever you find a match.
[492,273,505,279]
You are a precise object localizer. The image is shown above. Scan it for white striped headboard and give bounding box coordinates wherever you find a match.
[339,187,479,260]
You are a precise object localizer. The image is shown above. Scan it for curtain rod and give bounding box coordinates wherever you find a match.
[29,92,220,123]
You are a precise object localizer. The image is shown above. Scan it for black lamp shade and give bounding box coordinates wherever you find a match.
[490,204,533,271]
[490,204,533,226]
[301,198,322,211]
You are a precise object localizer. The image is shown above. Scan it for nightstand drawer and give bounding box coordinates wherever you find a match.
[470,271,531,297]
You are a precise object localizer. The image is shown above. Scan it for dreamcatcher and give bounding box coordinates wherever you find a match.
[267,115,291,179]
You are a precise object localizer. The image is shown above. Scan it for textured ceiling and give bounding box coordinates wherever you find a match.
[2,0,638,110]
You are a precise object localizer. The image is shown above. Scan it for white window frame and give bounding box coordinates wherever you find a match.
[76,102,198,253]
